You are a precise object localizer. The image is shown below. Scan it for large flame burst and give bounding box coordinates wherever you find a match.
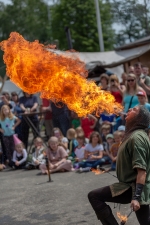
[0,32,123,117]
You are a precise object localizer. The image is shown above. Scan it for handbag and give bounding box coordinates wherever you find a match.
[127,96,134,112]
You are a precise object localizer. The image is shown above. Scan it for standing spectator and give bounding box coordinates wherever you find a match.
[121,73,144,125]
[11,92,22,140]
[71,112,80,129]
[109,74,125,104]
[123,73,144,113]
[142,65,149,76]
[51,102,70,136]
[137,90,150,111]
[81,114,97,138]
[42,98,53,138]
[0,92,15,111]
[19,93,39,149]
[120,72,127,86]
[134,62,150,102]
[99,74,109,91]
[11,92,19,107]
[0,105,21,163]
[128,65,134,73]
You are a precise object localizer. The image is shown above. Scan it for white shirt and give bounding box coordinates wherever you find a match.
[85,143,104,160]
[12,149,27,165]
[75,146,85,159]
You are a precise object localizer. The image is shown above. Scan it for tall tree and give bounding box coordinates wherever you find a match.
[111,0,150,46]
[0,0,50,77]
[50,0,115,51]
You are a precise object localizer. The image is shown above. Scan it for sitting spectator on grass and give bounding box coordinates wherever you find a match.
[10,135,27,169]
[40,137,73,174]
[26,137,45,170]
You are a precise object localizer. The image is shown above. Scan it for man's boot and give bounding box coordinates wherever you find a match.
[96,205,119,225]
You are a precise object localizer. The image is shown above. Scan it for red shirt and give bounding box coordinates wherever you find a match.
[111,91,122,103]
[42,99,52,120]
[81,118,94,138]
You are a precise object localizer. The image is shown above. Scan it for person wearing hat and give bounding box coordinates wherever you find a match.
[118,125,125,139]
[10,135,27,169]
[137,90,150,112]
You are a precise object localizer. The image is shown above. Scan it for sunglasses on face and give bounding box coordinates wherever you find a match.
[127,79,135,82]
[111,79,115,82]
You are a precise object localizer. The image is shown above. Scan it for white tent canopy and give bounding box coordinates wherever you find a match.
[78,44,150,67]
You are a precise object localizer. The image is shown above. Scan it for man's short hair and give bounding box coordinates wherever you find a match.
[134,62,143,68]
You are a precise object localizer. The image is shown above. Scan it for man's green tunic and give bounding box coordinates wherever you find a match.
[110,130,150,205]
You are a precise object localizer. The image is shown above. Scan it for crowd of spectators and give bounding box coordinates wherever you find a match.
[0,61,150,174]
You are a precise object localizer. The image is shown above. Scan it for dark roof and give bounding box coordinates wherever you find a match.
[115,36,150,51]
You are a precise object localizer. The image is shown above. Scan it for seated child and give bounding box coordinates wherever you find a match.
[77,131,105,172]
[102,134,114,164]
[109,131,122,171]
[26,137,45,169]
[75,126,89,143]
[74,134,85,169]
[118,125,125,140]
[40,136,73,174]
[10,135,27,169]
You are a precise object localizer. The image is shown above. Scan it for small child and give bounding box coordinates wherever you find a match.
[109,131,122,171]
[106,134,114,152]
[102,134,114,165]
[74,134,85,169]
[26,137,45,169]
[10,135,27,169]
[66,128,78,159]
[118,125,125,140]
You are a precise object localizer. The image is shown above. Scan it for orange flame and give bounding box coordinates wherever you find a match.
[91,168,105,175]
[117,212,127,223]
[0,32,123,117]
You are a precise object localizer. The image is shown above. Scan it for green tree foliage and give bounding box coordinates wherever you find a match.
[51,0,115,51]
[0,0,50,77]
[111,0,150,46]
